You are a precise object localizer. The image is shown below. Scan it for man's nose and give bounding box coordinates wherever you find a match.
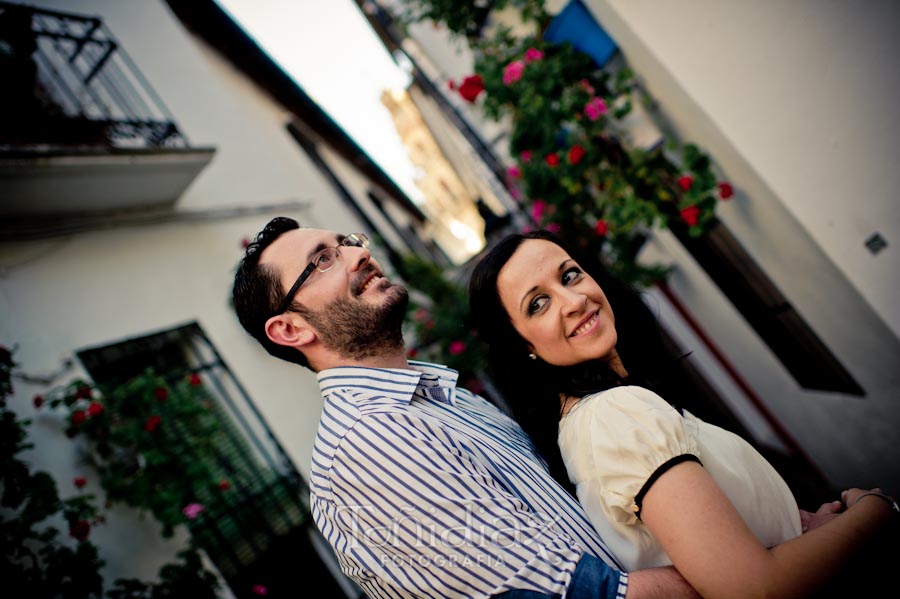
[346,245,371,272]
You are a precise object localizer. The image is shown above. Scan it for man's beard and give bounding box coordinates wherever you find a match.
[301,281,409,361]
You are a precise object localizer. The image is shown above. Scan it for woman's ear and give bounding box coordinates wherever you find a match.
[265,313,316,349]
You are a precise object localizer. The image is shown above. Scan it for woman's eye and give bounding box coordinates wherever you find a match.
[528,296,549,315]
[562,267,582,285]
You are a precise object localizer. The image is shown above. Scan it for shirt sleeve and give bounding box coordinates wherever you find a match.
[579,386,700,526]
[323,409,625,599]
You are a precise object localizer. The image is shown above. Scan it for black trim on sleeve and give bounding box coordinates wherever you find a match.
[633,454,701,520]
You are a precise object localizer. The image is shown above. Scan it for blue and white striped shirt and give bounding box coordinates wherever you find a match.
[310,361,628,599]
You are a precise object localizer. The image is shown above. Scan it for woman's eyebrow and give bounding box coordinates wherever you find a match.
[519,285,539,312]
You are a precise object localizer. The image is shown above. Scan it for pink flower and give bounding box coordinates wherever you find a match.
[578,79,595,95]
[252,585,268,596]
[412,308,430,322]
[74,476,87,489]
[449,340,466,355]
[584,97,608,121]
[718,181,734,200]
[568,144,586,165]
[519,150,533,163]
[524,47,544,63]
[240,237,251,249]
[677,175,693,192]
[680,205,701,226]
[544,153,560,167]
[595,219,609,236]
[531,199,547,222]
[503,60,526,86]
[182,503,205,520]
[546,222,561,233]
[521,224,535,234]
[506,166,522,180]
[458,75,484,103]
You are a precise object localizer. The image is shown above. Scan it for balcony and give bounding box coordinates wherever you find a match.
[0,2,214,224]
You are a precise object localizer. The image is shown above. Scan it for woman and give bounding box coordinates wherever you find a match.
[468,230,895,598]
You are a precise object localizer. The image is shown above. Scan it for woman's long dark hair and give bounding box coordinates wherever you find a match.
[468,231,679,495]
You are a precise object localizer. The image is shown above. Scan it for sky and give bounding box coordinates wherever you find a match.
[215,0,422,202]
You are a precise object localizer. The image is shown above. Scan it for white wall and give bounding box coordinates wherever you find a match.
[1,0,379,585]
[582,0,900,490]
[584,0,900,338]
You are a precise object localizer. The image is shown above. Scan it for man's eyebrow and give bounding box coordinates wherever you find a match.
[305,234,343,261]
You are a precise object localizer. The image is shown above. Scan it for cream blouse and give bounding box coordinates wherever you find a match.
[558,385,802,571]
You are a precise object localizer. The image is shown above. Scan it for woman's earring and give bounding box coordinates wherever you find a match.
[528,353,537,360]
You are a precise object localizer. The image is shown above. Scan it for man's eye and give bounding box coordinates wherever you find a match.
[316,251,335,267]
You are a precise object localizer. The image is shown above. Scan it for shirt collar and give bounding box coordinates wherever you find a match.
[316,360,460,405]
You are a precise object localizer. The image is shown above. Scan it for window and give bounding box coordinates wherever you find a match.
[669,218,864,396]
[76,322,351,597]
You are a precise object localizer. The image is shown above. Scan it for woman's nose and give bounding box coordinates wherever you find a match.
[560,288,587,315]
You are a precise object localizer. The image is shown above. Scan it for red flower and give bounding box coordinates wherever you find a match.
[718,181,734,200]
[407,348,418,359]
[87,402,104,417]
[74,476,87,488]
[595,220,608,236]
[145,415,162,433]
[240,236,251,249]
[544,153,560,167]
[33,395,44,409]
[154,386,169,402]
[519,150,533,163]
[447,79,456,91]
[506,165,522,180]
[252,585,268,596]
[680,205,701,227]
[677,175,694,192]
[71,410,87,425]
[75,386,92,400]
[457,75,484,103]
[218,479,231,491]
[189,373,202,387]
[449,340,466,355]
[568,144,586,165]
[524,47,544,63]
[69,520,91,541]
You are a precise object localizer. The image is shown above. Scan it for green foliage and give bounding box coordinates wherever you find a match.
[48,372,227,540]
[403,255,487,391]
[0,346,222,598]
[1,345,105,599]
[395,0,549,39]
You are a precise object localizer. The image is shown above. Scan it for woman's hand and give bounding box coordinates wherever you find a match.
[799,500,843,533]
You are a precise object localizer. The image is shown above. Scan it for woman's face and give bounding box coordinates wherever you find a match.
[497,239,619,367]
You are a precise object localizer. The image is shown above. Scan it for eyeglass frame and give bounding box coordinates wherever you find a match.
[276,233,369,314]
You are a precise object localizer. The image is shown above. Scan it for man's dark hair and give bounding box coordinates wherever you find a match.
[232,216,310,369]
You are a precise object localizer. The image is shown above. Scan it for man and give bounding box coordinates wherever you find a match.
[232,217,698,599]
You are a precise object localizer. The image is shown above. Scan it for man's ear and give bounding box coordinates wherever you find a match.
[264,313,316,349]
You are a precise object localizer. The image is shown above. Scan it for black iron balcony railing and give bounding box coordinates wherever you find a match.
[0,1,188,148]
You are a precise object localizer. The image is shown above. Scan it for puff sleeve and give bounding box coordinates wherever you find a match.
[558,385,701,527]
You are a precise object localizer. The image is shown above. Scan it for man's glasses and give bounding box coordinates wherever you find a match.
[277,233,369,314]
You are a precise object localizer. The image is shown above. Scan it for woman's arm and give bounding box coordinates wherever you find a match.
[640,461,892,599]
